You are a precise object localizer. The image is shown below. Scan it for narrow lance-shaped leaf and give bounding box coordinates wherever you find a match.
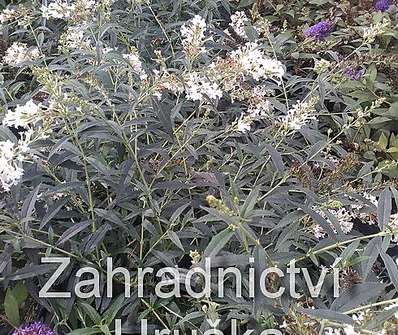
[204,228,235,258]
[378,187,392,230]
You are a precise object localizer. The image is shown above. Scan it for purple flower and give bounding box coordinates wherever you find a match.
[374,0,390,11]
[12,322,55,335]
[345,67,365,80]
[304,21,333,40]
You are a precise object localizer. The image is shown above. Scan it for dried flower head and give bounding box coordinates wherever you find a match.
[363,19,390,43]
[189,250,201,264]
[314,59,331,74]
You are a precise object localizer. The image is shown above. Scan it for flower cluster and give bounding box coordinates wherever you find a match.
[123,49,147,80]
[363,19,390,43]
[231,42,285,81]
[0,131,33,192]
[229,11,251,39]
[374,0,390,12]
[345,67,365,81]
[181,15,208,58]
[304,20,333,40]
[279,98,317,131]
[185,72,222,101]
[235,86,273,132]
[313,207,354,239]
[12,322,55,335]
[59,25,92,51]
[0,5,32,27]
[41,0,74,20]
[3,42,41,67]
[388,214,398,241]
[3,100,42,128]
[314,59,331,74]
[41,0,97,22]
[0,100,43,192]
[313,193,379,238]
[0,8,17,24]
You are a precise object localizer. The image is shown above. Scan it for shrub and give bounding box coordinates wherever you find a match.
[0,0,397,334]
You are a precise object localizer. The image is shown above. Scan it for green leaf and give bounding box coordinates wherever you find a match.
[4,289,20,327]
[12,282,28,305]
[204,228,235,258]
[40,198,69,229]
[57,221,91,246]
[377,133,389,150]
[68,328,103,335]
[99,325,112,335]
[21,184,41,220]
[361,237,382,280]
[238,0,255,7]
[168,231,184,251]
[100,325,112,335]
[264,144,285,173]
[79,303,102,325]
[103,295,125,325]
[240,186,260,218]
[378,187,391,230]
[381,252,398,292]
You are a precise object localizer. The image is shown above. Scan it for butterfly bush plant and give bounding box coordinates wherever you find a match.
[0,0,397,334]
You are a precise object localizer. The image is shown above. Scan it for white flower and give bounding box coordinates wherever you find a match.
[0,5,31,27]
[0,140,24,192]
[3,100,41,128]
[334,208,354,234]
[231,42,284,81]
[247,86,273,118]
[363,19,390,43]
[41,0,75,20]
[313,224,326,239]
[237,116,252,133]
[181,15,207,57]
[0,8,17,24]
[229,11,252,39]
[388,213,398,242]
[279,99,316,131]
[324,328,342,335]
[314,58,331,74]
[350,192,378,224]
[59,25,91,51]
[185,72,222,101]
[123,49,147,79]
[3,42,41,67]
[312,206,354,238]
